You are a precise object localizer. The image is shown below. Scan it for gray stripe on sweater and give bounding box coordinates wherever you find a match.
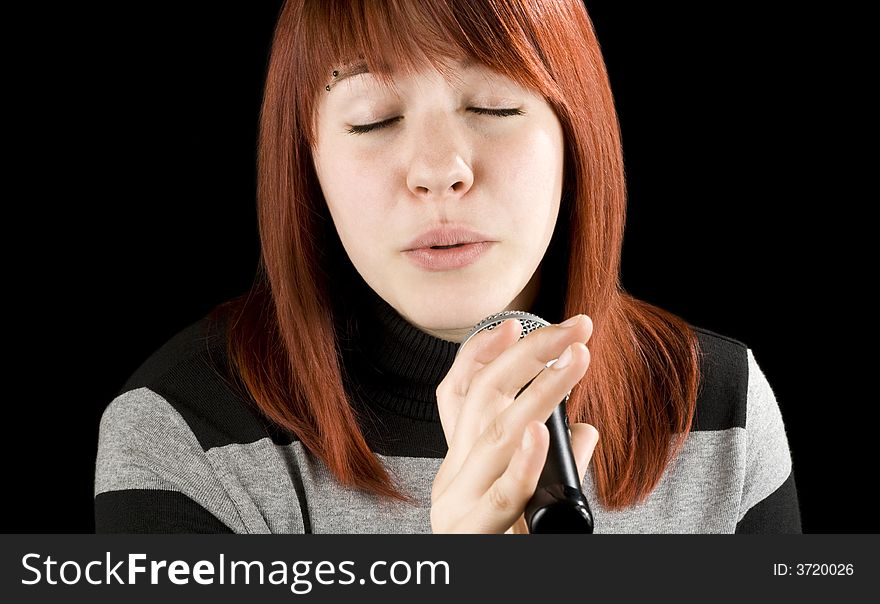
[737,347,794,521]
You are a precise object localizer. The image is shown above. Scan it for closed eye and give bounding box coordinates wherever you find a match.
[346,108,524,135]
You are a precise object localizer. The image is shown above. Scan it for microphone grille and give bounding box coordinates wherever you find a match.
[457,310,550,358]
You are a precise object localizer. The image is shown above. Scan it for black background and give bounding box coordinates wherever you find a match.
[8,2,867,533]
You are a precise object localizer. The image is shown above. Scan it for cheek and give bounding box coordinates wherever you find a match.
[317,149,387,229]
[321,188,391,269]
[327,197,381,253]
[493,131,562,222]
[490,124,561,190]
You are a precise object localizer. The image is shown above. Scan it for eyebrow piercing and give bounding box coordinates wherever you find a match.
[325,70,339,92]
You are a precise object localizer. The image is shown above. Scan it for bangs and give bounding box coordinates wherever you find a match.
[297,0,561,145]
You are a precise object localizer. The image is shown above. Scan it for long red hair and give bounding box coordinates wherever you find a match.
[215,0,701,510]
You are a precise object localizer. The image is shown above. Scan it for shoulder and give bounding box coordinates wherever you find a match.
[105,305,293,450]
[117,311,222,395]
[688,324,750,432]
[688,324,787,435]
[683,326,799,531]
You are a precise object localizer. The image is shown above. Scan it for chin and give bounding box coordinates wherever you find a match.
[402,293,514,330]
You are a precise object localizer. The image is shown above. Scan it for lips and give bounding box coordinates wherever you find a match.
[403,241,494,271]
[404,226,494,251]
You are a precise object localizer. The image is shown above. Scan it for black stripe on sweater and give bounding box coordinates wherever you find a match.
[95,489,234,534]
[735,470,802,533]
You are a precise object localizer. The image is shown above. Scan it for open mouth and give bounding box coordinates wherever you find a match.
[429,244,467,249]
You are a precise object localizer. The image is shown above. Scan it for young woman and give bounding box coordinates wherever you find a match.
[94,0,801,534]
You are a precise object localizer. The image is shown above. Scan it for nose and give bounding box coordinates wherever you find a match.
[405,115,475,202]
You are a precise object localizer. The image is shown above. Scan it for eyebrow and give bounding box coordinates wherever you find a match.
[331,58,477,87]
[333,62,371,85]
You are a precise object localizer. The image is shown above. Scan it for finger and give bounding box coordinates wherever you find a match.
[466,315,592,419]
[437,318,522,438]
[569,423,600,484]
[453,421,549,533]
[504,514,529,535]
[449,318,524,398]
[452,342,590,502]
[451,316,593,460]
[434,319,523,499]
[484,315,592,401]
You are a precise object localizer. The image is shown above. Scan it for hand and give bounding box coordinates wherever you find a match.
[431,315,599,533]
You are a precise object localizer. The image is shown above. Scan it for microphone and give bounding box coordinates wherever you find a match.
[458,310,594,534]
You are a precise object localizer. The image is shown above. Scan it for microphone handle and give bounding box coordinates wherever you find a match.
[517,379,594,533]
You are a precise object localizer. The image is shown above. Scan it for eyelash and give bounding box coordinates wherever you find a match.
[346,108,524,135]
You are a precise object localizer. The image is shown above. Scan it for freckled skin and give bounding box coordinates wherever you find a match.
[312,62,565,342]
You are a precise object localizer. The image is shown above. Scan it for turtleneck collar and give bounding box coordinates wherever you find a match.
[336,267,563,423]
[342,285,461,422]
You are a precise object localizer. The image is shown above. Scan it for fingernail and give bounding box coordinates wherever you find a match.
[552,344,574,369]
[521,424,534,450]
[559,315,581,328]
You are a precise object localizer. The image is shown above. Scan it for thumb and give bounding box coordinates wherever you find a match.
[569,423,599,482]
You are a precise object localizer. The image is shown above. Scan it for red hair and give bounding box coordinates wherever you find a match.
[215,0,701,510]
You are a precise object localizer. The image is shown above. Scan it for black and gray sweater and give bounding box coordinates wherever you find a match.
[94,289,802,533]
